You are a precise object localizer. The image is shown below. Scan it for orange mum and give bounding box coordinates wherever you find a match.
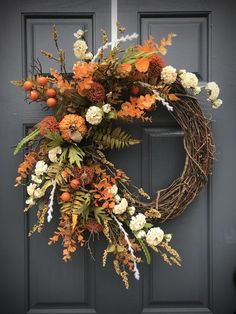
[59,114,87,141]
[117,63,132,77]
[73,62,98,80]
[38,116,59,136]
[135,57,150,73]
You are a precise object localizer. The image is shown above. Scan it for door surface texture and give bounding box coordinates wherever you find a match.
[0,1,235,314]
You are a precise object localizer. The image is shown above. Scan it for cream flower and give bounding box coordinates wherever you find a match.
[136,230,146,239]
[35,161,48,177]
[115,194,121,204]
[74,29,85,39]
[129,213,146,231]
[180,71,198,89]
[109,184,118,195]
[84,52,93,60]
[194,86,202,95]
[26,197,35,206]
[102,103,111,113]
[113,198,128,215]
[161,65,177,84]
[212,98,223,109]
[48,146,62,163]
[73,39,88,59]
[85,106,103,125]
[128,206,136,216]
[146,227,164,246]
[27,183,37,196]
[164,233,172,243]
[205,82,220,101]
[31,174,42,184]
[34,188,45,199]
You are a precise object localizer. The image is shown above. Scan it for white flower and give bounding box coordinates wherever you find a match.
[85,106,103,125]
[115,194,121,204]
[212,98,223,109]
[129,213,146,231]
[180,71,198,89]
[26,197,35,206]
[31,174,42,184]
[84,52,93,60]
[194,86,201,95]
[74,29,85,39]
[146,227,164,246]
[109,184,118,195]
[48,146,62,163]
[205,82,220,101]
[128,206,136,216]
[113,198,128,215]
[102,103,111,113]
[35,161,48,177]
[27,183,37,196]
[136,230,146,239]
[73,39,88,59]
[161,66,177,84]
[34,188,45,199]
[164,234,172,242]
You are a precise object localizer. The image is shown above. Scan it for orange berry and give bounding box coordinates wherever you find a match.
[131,85,140,95]
[29,90,40,101]
[70,179,81,190]
[37,76,48,86]
[23,81,33,91]
[60,192,71,202]
[46,88,57,98]
[47,98,57,107]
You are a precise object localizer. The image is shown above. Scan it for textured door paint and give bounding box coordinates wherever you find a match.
[0,1,235,314]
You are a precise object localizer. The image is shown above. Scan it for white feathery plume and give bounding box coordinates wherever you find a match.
[47,181,57,223]
[92,33,139,62]
[111,214,140,280]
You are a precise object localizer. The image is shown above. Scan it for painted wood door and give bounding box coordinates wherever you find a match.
[0,1,236,314]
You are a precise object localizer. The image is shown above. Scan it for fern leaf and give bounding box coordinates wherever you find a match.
[14,128,40,155]
[68,145,85,167]
[47,163,65,185]
[45,131,64,150]
[93,206,110,224]
[91,127,140,150]
[72,191,91,222]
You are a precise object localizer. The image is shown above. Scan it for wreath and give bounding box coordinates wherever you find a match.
[12,25,222,288]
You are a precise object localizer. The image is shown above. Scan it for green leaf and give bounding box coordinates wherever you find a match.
[11,80,24,87]
[45,131,64,150]
[144,222,153,229]
[72,191,91,222]
[137,238,151,264]
[68,145,85,167]
[93,207,111,225]
[58,147,68,164]
[14,128,40,155]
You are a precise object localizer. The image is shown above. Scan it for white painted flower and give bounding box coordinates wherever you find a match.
[85,106,103,125]
[84,52,93,60]
[161,65,177,84]
[128,206,136,216]
[164,233,172,243]
[212,98,223,109]
[74,29,85,39]
[73,39,88,59]
[35,161,48,177]
[129,213,146,231]
[31,174,42,184]
[180,71,198,89]
[109,184,118,195]
[25,197,35,206]
[113,198,128,215]
[115,194,121,204]
[34,188,45,199]
[136,230,146,239]
[48,146,62,163]
[146,227,164,246]
[27,183,37,196]
[102,103,111,113]
[205,82,220,101]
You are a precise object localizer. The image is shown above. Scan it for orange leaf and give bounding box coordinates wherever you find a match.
[135,58,150,73]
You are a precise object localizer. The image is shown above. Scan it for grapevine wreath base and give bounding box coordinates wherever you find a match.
[12,25,221,288]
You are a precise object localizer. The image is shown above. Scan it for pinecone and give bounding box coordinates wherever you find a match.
[148,55,166,84]
[86,82,105,103]
[74,166,94,185]
[85,219,103,233]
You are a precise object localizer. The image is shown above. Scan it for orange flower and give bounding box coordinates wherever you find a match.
[117,63,132,77]
[118,99,144,119]
[50,69,72,93]
[136,36,157,53]
[77,77,94,96]
[59,114,87,141]
[73,61,98,80]
[136,94,156,110]
[16,151,38,185]
[135,57,150,73]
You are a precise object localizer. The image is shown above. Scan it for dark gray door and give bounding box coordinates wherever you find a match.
[0,1,235,314]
